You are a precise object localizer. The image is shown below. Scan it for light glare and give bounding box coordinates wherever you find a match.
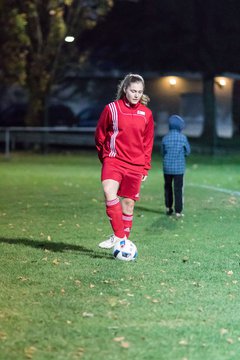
[169,77,177,86]
[65,36,75,43]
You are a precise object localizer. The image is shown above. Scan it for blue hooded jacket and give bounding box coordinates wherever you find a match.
[161,115,191,174]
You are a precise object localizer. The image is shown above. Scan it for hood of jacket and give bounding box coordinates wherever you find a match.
[169,115,185,131]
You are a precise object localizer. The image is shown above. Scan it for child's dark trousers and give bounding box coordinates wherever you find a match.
[164,174,184,213]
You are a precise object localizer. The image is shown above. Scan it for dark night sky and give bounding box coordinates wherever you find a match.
[79,0,240,75]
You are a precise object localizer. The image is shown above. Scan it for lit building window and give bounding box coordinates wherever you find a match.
[169,77,177,86]
[215,77,227,88]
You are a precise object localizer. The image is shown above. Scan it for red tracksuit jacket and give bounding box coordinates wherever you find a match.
[95,98,154,176]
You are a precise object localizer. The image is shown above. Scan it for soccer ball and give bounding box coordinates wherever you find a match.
[113,239,138,261]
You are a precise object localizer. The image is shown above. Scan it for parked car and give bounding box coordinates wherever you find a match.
[76,106,103,127]
[47,104,76,126]
[0,104,27,127]
[0,103,77,127]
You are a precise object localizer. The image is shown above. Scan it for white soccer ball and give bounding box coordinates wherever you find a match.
[113,239,138,261]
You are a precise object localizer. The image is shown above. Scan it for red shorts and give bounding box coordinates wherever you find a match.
[101,160,142,201]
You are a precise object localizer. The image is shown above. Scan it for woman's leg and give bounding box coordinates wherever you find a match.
[102,179,126,238]
[121,198,135,238]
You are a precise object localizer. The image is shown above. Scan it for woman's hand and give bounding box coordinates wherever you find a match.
[142,175,148,182]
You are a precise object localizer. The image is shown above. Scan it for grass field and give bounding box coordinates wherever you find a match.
[0,150,240,360]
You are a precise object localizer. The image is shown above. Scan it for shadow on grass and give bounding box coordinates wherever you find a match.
[0,237,113,260]
[135,205,164,215]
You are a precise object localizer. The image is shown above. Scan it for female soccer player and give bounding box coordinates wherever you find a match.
[95,73,154,249]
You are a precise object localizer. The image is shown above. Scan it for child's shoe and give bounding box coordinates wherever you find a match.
[175,213,184,219]
[166,208,173,216]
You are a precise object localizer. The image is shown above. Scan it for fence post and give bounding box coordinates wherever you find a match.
[5,128,10,159]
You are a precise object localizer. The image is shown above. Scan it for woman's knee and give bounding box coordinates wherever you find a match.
[122,198,135,214]
[102,180,119,200]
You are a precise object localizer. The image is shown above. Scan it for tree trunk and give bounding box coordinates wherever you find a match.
[25,54,51,126]
[25,91,45,126]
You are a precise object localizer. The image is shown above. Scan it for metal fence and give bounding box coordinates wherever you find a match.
[0,126,96,158]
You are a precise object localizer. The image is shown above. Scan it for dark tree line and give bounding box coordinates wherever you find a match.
[80,0,240,75]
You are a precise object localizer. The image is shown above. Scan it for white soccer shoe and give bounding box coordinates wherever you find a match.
[98,234,126,249]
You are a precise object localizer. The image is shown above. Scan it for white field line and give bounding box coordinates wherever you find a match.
[188,183,240,197]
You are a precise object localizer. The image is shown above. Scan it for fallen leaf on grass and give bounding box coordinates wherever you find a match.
[24,346,37,359]
[82,312,94,318]
[0,331,7,340]
[179,339,188,346]
[47,235,51,241]
[118,299,130,306]
[73,347,84,358]
[52,259,60,265]
[113,336,125,342]
[226,270,233,276]
[121,341,130,348]
[113,337,131,348]
[103,279,116,284]
[228,197,236,204]
[227,338,234,344]
[18,276,28,282]
[220,328,228,336]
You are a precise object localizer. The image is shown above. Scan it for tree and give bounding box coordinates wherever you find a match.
[0,0,113,126]
[0,0,29,85]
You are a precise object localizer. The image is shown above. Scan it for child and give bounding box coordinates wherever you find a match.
[161,115,191,218]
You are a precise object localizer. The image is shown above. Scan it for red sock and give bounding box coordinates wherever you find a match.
[122,213,133,238]
[106,198,125,238]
